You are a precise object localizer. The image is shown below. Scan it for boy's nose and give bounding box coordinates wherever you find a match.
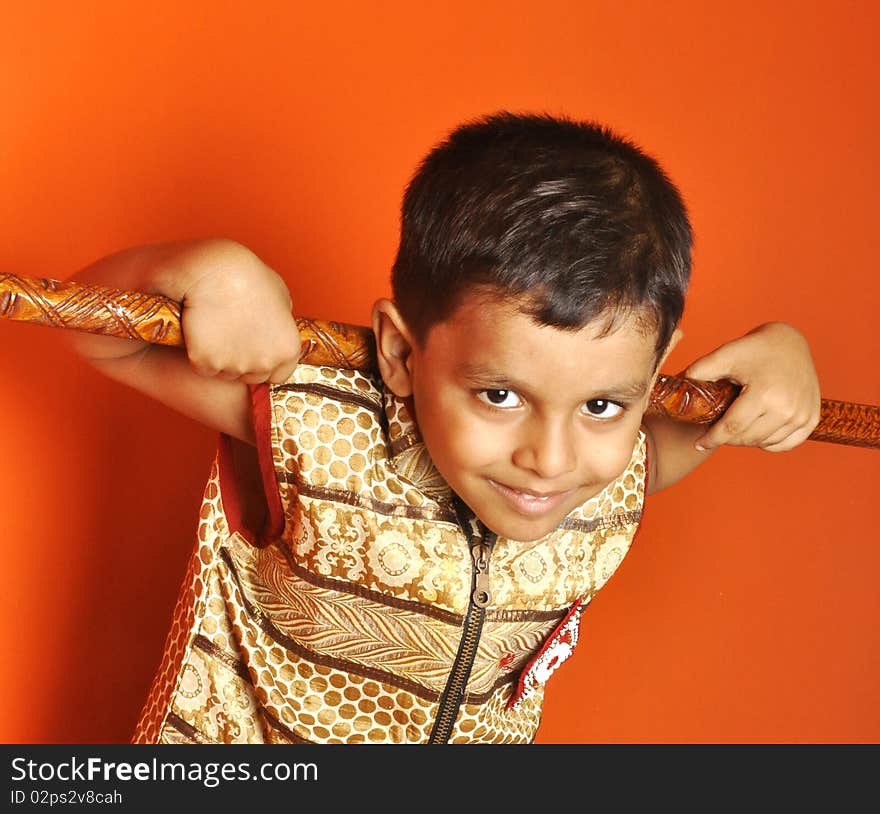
[511,418,577,481]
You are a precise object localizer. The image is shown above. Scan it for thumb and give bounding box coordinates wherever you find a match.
[682,341,745,384]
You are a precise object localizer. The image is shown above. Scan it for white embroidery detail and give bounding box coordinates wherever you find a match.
[508,601,583,710]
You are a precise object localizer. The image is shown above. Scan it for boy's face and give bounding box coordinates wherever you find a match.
[384,291,666,543]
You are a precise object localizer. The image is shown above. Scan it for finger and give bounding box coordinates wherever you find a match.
[695,400,766,450]
[189,359,222,379]
[704,411,815,452]
[698,413,803,450]
[737,414,803,448]
[266,358,299,384]
[805,403,822,436]
[682,342,746,384]
[215,367,252,382]
[760,424,815,453]
[753,403,820,446]
[238,369,273,385]
[705,407,814,449]
[754,422,799,449]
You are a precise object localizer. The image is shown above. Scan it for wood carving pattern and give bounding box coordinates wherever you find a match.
[807,399,880,449]
[295,317,376,371]
[647,373,737,424]
[2,272,878,448]
[0,272,182,345]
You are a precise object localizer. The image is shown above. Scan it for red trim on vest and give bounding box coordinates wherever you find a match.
[214,385,285,547]
[251,383,285,540]
[216,433,246,539]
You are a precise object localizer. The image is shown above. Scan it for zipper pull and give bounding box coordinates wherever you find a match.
[471,543,491,608]
[471,532,496,608]
[452,497,496,609]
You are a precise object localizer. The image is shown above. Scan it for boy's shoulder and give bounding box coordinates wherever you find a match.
[266,362,455,507]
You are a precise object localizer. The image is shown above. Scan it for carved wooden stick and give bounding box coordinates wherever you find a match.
[2,272,878,448]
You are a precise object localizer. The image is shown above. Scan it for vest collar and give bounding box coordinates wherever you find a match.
[383,389,455,504]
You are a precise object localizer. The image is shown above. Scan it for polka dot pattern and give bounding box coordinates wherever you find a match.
[274,366,444,513]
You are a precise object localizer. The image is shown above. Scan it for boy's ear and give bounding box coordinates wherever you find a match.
[371,298,416,397]
[656,326,684,371]
[647,326,684,393]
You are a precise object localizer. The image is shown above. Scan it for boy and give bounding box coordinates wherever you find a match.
[68,112,820,743]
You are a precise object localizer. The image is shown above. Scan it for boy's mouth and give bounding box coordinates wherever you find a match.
[487,479,574,517]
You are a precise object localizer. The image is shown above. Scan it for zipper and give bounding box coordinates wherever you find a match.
[428,501,497,744]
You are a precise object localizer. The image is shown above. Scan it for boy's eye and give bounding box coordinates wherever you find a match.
[580,399,624,419]
[477,389,523,409]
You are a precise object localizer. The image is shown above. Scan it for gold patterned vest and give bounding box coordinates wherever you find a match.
[132,363,647,744]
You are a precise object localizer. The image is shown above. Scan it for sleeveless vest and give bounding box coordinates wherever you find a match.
[132,363,647,744]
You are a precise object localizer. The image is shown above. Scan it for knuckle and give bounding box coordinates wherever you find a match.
[242,371,269,385]
[269,366,297,385]
[791,409,818,432]
[722,417,741,436]
[792,411,810,429]
[190,357,218,377]
[702,429,726,448]
[765,392,794,418]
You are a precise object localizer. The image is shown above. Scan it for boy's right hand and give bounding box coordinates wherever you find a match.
[67,239,301,444]
[179,252,301,385]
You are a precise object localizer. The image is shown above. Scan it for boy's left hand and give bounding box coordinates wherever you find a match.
[683,322,821,453]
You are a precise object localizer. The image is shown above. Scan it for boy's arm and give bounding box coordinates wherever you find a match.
[644,322,821,494]
[65,239,301,444]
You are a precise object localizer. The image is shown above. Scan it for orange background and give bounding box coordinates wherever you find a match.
[0,1,878,744]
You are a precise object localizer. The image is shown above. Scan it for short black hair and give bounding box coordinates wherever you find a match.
[390,111,692,355]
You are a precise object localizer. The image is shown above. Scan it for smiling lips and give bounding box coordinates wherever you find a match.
[488,479,575,517]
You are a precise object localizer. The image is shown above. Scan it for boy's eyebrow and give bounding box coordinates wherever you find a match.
[593,379,652,401]
[456,363,650,401]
